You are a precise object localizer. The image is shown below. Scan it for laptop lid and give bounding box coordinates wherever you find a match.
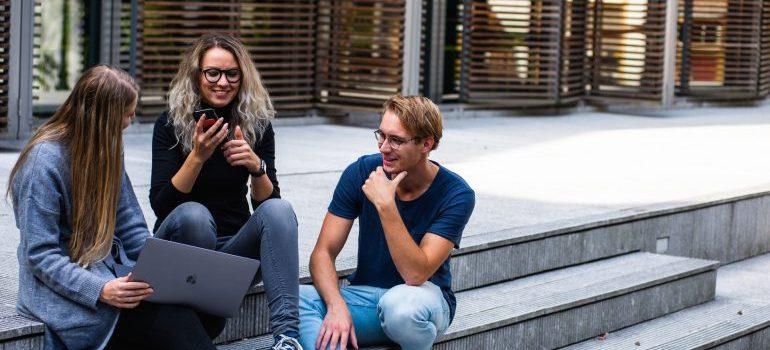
[130,237,260,317]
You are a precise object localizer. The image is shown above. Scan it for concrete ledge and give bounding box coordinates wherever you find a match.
[436,271,715,349]
[460,186,770,265]
[450,220,645,292]
[218,184,768,344]
[5,183,766,347]
[0,335,44,350]
[220,253,717,350]
[712,326,770,350]
[567,301,770,349]
[0,305,43,343]
[441,253,717,342]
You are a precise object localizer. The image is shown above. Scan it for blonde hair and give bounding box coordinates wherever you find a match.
[167,32,274,153]
[8,66,138,267]
[382,95,443,150]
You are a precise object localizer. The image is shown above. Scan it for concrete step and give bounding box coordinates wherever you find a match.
[0,304,43,349]
[214,217,654,343]
[217,252,718,349]
[0,216,660,348]
[5,184,770,348]
[565,299,770,349]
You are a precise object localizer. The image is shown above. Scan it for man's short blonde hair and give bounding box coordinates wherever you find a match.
[382,94,443,150]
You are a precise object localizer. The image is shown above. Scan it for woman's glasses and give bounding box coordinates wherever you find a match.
[200,68,242,84]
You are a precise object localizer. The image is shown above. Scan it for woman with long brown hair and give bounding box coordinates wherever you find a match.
[150,32,301,349]
[9,66,221,350]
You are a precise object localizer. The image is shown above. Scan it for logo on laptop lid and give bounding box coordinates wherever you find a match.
[186,274,197,285]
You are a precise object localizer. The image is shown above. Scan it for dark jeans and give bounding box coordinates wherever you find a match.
[106,302,225,350]
[154,199,300,338]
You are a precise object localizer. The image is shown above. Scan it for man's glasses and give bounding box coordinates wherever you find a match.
[374,129,420,150]
[200,68,242,84]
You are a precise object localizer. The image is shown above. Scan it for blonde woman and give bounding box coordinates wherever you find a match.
[150,33,301,349]
[8,66,221,350]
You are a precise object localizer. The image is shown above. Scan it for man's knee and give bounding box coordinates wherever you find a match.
[377,284,443,342]
[163,202,216,248]
[379,284,432,321]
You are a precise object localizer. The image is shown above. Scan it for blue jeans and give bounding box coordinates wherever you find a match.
[298,282,450,350]
[154,200,299,339]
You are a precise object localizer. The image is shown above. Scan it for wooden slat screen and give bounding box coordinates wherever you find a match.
[0,0,10,131]
[126,1,316,120]
[723,0,762,96]
[461,0,562,105]
[560,0,589,102]
[120,0,144,106]
[759,0,770,97]
[677,0,763,98]
[315,0,406,110]
[587,0,667,100]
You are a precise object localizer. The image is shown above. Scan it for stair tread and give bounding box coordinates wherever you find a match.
[565,299,770,349]
[217,252,717,349]
[442,252,716,340]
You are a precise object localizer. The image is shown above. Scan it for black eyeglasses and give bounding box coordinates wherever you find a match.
[200,68,242,84]
[374,129,420,150]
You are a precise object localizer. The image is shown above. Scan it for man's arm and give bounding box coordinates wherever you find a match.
[309,212,358,350]
[362,166,456,286]
[377,206,455,285]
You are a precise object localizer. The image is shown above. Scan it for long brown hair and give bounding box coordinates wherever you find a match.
[8,65,139,267]
[167,32,274,153]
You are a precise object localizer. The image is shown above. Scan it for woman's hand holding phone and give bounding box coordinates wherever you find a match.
[191,114,229,163]
[222,125,262,173]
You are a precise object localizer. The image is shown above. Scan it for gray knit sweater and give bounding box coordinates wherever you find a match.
[11,141,149,349]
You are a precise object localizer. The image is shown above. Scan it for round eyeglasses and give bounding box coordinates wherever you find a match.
[374,129,420,150]
[200,68,242,84]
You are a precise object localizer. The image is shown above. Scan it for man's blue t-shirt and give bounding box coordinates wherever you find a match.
[328,154,475,321]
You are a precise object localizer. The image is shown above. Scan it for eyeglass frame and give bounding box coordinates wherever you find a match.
[373,129,422,150]
[200,67,242,84]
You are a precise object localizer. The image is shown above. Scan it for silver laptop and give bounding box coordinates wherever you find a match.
[130,237,260,317]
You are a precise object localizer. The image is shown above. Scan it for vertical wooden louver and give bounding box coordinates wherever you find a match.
[0,0,9,131]
[587,0,667,100]
[315,0,406,110]
[759,0,770,97]
[461,0,562,105]
[120,0,144,99]
[124,1,316,120]
[560,0,589,102]
[677,0,764,99]
[723,0,762,97]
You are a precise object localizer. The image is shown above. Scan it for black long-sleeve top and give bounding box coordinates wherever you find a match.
[149,107,280,237]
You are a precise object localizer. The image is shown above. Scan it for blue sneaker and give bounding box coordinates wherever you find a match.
[272,334,303,350]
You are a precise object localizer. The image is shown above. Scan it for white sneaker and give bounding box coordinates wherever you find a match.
[271,334,303,350]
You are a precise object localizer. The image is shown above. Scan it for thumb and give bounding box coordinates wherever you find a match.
[235,125,244,140]
[392,171,407,186]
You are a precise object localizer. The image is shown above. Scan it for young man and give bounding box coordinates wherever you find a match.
[298,95,475,350]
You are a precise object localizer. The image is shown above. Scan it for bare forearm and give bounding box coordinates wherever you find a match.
[171,153,203,193]
[310,250,347,308]
[250,174,274,202]
[377,203,430,284]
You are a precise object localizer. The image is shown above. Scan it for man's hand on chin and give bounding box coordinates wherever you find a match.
[362,166,407,210]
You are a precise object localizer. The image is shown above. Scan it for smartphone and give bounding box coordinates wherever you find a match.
[193,108,219,131]
[193,108,234,141]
